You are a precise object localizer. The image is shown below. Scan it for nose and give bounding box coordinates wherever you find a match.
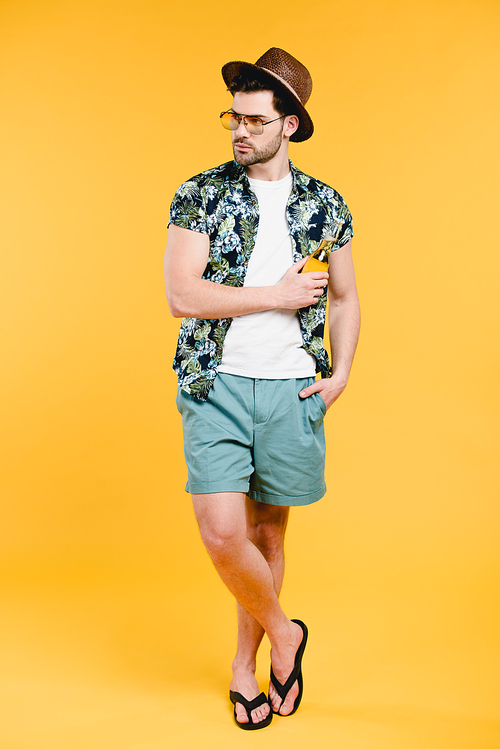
[234,118,250,137]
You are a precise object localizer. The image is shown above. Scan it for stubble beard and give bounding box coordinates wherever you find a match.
[232,125,284,166]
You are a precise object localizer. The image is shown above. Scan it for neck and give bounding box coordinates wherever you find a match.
[245,146,291,181]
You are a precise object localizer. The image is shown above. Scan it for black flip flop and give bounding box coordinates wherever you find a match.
[229,690,273,730]
[270,619,308,716]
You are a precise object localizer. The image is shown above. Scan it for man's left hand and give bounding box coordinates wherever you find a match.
[298,375,348,411]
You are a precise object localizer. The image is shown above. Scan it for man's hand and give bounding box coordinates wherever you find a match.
[298,374,348,411]
[275,256,329,310]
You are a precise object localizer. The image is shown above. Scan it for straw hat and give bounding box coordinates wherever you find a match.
[221,47,313,142]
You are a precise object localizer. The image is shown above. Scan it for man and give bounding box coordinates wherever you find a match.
[164,47,360,730]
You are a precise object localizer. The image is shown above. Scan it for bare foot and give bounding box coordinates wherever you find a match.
[230,667,271,725]
[268,619,303,715]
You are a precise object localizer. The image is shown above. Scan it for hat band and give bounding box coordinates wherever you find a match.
[258,66,306,106]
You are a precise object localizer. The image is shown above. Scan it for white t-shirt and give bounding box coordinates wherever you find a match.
[218,172,316,379]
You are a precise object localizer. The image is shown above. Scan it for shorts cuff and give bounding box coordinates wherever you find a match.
[248,483,326,507]
[185,480,250,495]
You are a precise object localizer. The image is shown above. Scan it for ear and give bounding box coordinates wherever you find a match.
[283,114,299,139]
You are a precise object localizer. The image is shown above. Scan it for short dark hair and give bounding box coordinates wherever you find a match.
[227,71,299,119]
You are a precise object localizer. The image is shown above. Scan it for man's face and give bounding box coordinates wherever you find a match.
[230,90,286,167]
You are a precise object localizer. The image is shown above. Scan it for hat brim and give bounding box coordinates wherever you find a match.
[221,60,313,143]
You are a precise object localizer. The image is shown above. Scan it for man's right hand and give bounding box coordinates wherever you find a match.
[275,256,329,310]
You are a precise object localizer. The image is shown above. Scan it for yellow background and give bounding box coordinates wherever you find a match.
[1,0,499,747]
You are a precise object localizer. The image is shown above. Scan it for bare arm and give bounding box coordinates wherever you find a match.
[164,224,328,319]
[299,240,360,409]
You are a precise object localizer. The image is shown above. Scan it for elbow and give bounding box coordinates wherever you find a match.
[165,284,184,318]
[165,270,208,318]
[166,287,200,318]
[167,293,187,318]
[169,305,185,319]
[165,270,200,317]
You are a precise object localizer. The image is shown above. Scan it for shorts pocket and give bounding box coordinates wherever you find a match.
[314,391,327,416]
[176,386,190,414]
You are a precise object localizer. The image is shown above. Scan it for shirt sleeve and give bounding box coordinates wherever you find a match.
[334,199,353,249]
[167,179,208,235]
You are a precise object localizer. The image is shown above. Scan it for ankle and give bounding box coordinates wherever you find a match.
[232,657,257,675]
[268,618,295,649]
[269,619,301,660]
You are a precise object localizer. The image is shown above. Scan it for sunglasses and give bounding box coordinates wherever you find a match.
[219,110,289,136]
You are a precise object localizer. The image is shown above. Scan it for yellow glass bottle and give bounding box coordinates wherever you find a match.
[301,239,334,273]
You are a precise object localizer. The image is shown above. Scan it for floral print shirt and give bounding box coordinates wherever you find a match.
[168,159,353,400]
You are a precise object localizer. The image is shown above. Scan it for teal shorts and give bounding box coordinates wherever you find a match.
[176,373,327,506]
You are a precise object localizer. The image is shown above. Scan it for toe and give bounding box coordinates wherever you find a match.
[235,704,249,724]
[251,703,270,723]
[268,682,282,713]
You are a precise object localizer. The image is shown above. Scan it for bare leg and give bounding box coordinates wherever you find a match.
[192,492,302,723]
[231,498,289,723]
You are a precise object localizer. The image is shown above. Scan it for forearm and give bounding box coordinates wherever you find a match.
[328,295,361,384]
[165,254,327,319]
[167,277,279,319]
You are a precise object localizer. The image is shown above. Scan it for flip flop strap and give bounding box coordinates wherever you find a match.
[230,690,268,716]
[270,662,300,701]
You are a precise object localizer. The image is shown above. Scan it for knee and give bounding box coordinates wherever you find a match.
[249,519,286,561]
[197,519,241,564]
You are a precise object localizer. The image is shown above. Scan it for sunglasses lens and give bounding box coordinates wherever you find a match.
[220,112,264,134]
[246,119,263,135]
[220,112,234,130]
